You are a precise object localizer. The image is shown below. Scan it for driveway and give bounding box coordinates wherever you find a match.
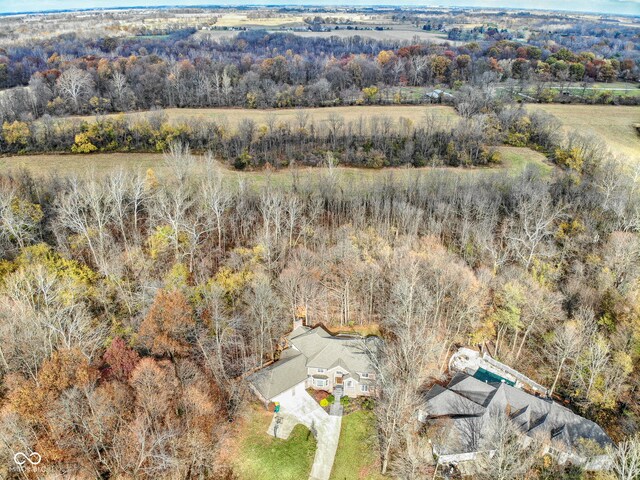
[267,389,342,480]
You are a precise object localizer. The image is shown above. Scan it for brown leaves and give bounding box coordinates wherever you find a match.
[139,289,196,358]
[39,348,98,394]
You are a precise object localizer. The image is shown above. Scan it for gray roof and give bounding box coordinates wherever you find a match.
[422,373,612,454]
[249,326,379,400]
[424,384,486,417]
[448,373,497,407]
[290,327,378,381]
[247,351,308,400]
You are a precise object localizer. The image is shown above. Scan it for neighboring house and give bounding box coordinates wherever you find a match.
[425,89,454,101]
[247,324,379,406]
[418,372,613,471]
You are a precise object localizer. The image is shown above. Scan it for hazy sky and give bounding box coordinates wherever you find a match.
[0,0,638,16]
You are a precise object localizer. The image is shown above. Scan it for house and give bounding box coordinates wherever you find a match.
[425,89,454,101]
[418,372,613,471]
[247,324,379,407]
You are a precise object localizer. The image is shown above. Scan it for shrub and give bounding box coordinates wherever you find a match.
[327,394,335,404]
[362,398,374,410]
[505,132,529,147]
[340,396,350,407]
[319,398,329,407]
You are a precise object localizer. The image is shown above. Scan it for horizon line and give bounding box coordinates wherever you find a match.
[1,3,639,18]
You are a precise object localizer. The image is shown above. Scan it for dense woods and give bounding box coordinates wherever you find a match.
[1,5,639,479]
[0,142,639,477]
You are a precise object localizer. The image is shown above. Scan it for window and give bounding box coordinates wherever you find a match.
[361,385,369,392]
[317,368,325,373]
[336,371,342,375]
[314,378,327,387]
[346,380,353,387]
[360,372,369,379]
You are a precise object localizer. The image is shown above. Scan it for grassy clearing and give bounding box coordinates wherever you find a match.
[229,403,317,480]
[527,104,640,163]
[0,153,165,177]
[283,29,459,44]
[495,146,553,175]
[330,410,385,480]
[0,146,553,181]
[538,82,640,97]
[213,13,306,27]
[72,105,459,130]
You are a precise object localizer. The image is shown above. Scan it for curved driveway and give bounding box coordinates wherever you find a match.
[267,389,342,480]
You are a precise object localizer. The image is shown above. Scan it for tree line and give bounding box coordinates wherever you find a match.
[1,27,638,123]
[3,90,597,172]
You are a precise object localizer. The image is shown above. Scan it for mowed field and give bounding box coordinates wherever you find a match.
[0,146,552,182]
[276,29,460,45]
[528,104,640,163]
[75,105,459,129]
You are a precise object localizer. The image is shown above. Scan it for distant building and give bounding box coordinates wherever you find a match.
[425,89,454,102]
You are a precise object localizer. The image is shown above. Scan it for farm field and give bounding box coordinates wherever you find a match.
[530,82,640,97]
[73,105,459,130]
[0,146,552,180]
[527,104,640,163]
[278,28,460,44]
[211,13,306,27]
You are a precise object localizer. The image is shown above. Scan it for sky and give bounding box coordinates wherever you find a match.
[0,0,638,16]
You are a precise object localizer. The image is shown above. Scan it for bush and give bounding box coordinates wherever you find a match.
[319,398,329,407]
[340,396,350,407]
[362,398,374,410]
[327,394,335,404]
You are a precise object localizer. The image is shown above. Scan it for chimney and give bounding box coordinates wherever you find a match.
[293,305,306,331]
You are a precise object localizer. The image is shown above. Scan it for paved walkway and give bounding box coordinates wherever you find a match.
[330,387,343,416]
[267,390,342,480]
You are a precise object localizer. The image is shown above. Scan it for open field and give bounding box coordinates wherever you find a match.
[211,13,306,28]
[274,28,460,44]
[73,105,459,130]
[527,104,640,163]
[227,404,316,480]
[532,82,640,97]
[0,146,552,180]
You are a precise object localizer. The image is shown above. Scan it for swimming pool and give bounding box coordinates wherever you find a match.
[473,367,515,386]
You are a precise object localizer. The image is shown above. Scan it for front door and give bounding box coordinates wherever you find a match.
[335,375,343,385]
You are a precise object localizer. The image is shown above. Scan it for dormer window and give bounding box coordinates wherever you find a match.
[317,368,325,373]
[361,372,369,379]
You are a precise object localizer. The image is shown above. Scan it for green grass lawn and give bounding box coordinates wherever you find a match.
[495,146,554,176]
[331,410,385,480]
[232,405,317,480]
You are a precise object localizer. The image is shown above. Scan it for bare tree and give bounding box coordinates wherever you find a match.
[475,409,540,480]
[57,67,94,113]
[608,433,640,480]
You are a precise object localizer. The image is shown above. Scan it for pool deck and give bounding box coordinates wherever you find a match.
[449,347,548,396]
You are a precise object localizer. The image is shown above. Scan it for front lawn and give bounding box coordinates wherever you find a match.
[330,410,386,480]
[230,404,317,480]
